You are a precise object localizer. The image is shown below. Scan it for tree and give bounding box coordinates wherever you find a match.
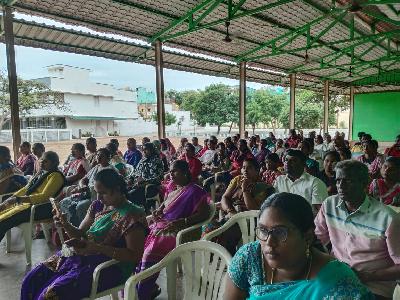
[278,89,350,131]
[246,93,261,134]
[180,90,202,112]
[151,111,177,126]
[252,88,287,133]
[0,72,66,130]
[187,84,238,134]
[279,90,322,129]
[166,89,184,106]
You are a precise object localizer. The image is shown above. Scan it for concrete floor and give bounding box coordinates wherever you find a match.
[0,227,177,300]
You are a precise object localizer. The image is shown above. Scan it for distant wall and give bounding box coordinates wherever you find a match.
[353,91,400,142]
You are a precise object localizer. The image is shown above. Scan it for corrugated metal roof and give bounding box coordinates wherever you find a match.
[1,17,349,93]
[2,0,400,92]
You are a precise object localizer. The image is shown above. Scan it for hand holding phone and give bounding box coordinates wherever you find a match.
[64,238,86,248]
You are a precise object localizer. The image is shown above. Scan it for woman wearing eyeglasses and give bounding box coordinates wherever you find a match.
[224,192,373,300]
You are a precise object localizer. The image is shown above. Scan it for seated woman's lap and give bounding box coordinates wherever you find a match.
[21,257,124,300]
[0,203,52,241]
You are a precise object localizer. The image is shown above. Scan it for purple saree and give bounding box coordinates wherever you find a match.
[136,183,209,299]
[21,200,147,300]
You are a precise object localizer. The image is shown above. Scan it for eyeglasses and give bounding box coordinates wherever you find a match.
[255,226,291,243]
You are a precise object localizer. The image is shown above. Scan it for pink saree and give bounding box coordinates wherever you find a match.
[136,183,208,299]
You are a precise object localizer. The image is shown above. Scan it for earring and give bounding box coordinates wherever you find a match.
[305,244,310,258]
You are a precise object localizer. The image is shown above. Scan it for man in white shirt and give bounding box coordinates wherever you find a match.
[198,139,217,165]
[323,133,334,151]
[274,149,328,212]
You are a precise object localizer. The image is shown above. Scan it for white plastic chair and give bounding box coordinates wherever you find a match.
[124,240,232,300]
[388,205,400,214]
[394,284,400,300]
[202,210,259,246]
[82,259,123,300]
[5,201,63,265]
[0,192,13,202]
[176,202,216,247]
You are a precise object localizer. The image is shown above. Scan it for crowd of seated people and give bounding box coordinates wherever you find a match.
[0,130,399,299]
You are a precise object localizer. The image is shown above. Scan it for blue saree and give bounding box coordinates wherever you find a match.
[228,241,374,300]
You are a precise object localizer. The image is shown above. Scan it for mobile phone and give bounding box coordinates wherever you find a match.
[64,238,86,248]
[49,198,61,215]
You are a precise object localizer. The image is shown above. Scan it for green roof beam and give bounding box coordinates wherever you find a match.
[357,37,387,58]
[351,70,400,86]
[148,0,216,44]
[310,11,347,46]
[230,0,247,16]
[291,54,400,73]
[350,15,354,39]
[362,10,400,27]
[242,30,394,62]
[159,0,295,42]
[289,30,400,72]
[301,0,389,56]
[361,0,400,5]
[235,10,343,61]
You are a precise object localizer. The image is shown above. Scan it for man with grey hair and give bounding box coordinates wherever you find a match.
[315,160,400,299]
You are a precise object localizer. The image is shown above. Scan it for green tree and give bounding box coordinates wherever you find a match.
[252,88,287,133]
[151,111,177,126]
[188,84,238,134]
[246,92,261,134]
[279,90,322,129]
[166,89,184,106]
[0,72,66,130]
[180,90,202,112]
[278,89,350,130]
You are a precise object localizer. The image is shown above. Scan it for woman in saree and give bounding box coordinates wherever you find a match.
[153,139,169,172]
[369,156,400,206]
[202,158,274,255]
[16,141,37,176]
[0,146,27,195]
[59,148,116,226]
[317,151,341,196]
[106,142,127,177]
[357,139,385,179]
[63,143,90,186]
[128,142,164,213]
[225,192,373,300]
[21,168,148,300]
[136,160,210,299]
[0,151,64,242]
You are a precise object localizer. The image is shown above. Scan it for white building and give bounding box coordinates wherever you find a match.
[26,65,155,138]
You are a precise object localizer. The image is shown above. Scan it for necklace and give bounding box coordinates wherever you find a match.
[261,246,313,284]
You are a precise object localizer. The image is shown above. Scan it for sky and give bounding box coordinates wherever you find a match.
[0,13,271,92]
